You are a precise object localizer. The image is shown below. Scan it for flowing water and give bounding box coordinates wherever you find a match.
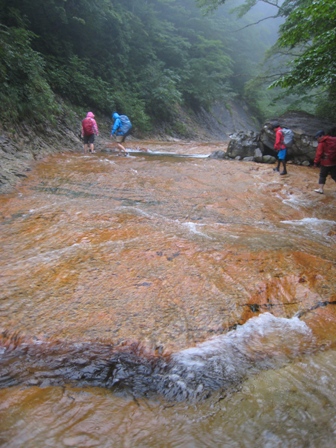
[1,141,336,447]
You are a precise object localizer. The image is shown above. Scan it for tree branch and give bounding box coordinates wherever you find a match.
[233,14,279,32]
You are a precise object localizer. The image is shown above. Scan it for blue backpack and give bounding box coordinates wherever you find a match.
[119,115,132,134]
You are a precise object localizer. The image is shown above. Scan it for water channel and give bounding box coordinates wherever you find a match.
[1,142,336,447]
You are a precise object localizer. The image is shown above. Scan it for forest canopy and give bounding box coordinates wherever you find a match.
[0,0,334,130]
[197,0,336,121]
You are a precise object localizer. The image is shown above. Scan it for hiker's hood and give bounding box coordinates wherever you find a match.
[112,112,120,120]
[314,130,325,139]
[86,111,95,118]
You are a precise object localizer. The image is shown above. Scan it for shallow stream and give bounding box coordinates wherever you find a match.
[1,142,336,447]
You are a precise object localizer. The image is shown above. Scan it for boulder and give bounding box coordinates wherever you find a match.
[260,112,335,164]
[226,130,260,159]
[208,150,227,159]
[253,147,263,163]
[227,111,335,165]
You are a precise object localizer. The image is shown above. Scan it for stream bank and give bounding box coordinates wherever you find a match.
[0,100,259,193]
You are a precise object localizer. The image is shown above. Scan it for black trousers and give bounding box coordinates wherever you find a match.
[319,165,336,184]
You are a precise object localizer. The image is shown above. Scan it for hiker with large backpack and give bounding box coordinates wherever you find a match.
[313,129,336,194]
[271,122,293,176]
[110,112,132,155]
[81,111,99,154]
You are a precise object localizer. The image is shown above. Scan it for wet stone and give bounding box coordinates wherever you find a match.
[0,143,336,401]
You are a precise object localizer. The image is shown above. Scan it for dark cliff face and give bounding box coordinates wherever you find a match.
[145,100,260,142]
[202,100,260,138]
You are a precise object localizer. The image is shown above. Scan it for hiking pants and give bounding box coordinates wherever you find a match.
[319,165,336,184]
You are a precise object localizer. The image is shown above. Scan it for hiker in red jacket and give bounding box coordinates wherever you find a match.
[81,111,99,154]
[313,129,336,194]
[272,122,288,175]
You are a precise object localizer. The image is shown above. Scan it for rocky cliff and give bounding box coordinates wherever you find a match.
[0,118,80,194]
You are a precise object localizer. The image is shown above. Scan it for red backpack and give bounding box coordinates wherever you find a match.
[82,117,95,135]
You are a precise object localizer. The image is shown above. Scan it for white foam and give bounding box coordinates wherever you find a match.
[182,222,212,239]
[173,313,312,369]
[282,217,336,237]
[100,158,116,165]
[282,195,313,209]
[282,217,336,226]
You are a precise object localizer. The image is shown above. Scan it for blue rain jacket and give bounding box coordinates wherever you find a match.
[111,113,132,136]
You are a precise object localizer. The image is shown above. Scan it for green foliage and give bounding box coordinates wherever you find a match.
[198,0,336,120]
[195,0,226,12]
[273,0,336,92]
[180,36,233,109]
[315,92,336,122]
[138,63,182,120]
[0,24,58,122]
[0,0,239,128]
[0,0,290,130]
[47,56,112,111]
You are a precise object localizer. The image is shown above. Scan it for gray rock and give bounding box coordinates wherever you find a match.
[226,130,259,159]
[0,118,82,193]
[253,147,263,162]
[208,150,227,159]
[261,112,335,164]
[227,112,335,166]
[262,155,276,164]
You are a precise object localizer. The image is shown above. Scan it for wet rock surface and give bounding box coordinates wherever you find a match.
[0,313,321,401]
[1,140,336,401]
[1,98,257,194]
[0,120,81,193]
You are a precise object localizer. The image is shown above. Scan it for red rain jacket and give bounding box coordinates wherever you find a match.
[314,136,336,166]
[274,127,286,151]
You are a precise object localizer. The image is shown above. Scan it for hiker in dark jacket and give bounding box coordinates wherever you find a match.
[313,129,336,194]
[110,112,132,154]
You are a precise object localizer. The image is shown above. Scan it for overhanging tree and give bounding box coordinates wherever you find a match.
[273,0,336,92]
[196,0,336,119]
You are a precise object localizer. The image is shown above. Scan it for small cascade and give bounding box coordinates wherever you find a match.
[0,314,317,401]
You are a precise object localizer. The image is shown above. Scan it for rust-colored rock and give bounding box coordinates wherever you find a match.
[0,141,336,356]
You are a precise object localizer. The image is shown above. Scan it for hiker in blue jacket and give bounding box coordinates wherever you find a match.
[110,112,132,154]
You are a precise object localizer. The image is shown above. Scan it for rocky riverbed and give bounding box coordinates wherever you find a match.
[1,142,336,357]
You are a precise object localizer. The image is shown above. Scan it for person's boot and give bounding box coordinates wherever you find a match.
[280,163,287,175]
[273,162,280,172]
